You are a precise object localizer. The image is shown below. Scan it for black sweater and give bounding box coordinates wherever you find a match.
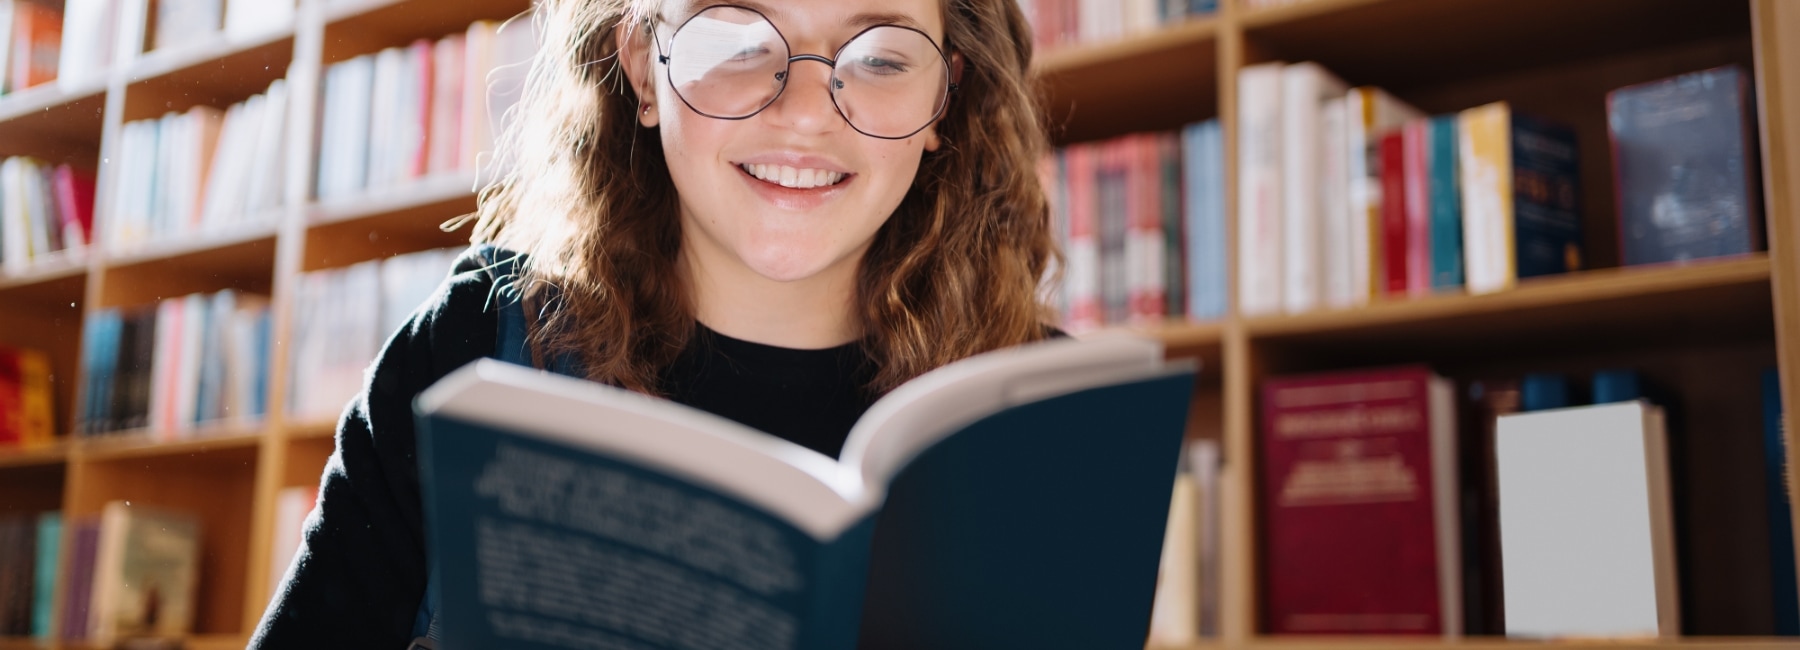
[248,246,881,649]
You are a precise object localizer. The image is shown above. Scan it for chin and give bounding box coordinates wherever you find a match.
[737,246,851,285]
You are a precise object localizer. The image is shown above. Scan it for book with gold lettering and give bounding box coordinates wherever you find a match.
[415,335,1197,650]
[1260,365,1460,635]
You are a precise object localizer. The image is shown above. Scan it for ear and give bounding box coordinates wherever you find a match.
[921,52,964,152]
[616,16,660,128]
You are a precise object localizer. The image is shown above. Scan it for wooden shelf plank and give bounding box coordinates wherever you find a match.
[322,0,532,63]
[104,222,281,271]
[0,440,70,469]
[0,79,107,126]
[1034,17,1221,144]
[1238,0,1751,93]
[282,418,337,441]
[126,27,297,89]
[1245,257,1773,352]
[309,173,477,227]
[76,427,265,463]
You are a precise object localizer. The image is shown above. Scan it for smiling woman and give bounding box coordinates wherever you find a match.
[245,0,1061,647]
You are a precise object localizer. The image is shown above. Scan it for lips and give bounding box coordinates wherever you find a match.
[738,163,849,189]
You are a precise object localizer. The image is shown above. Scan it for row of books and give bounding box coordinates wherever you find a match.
[1239,61,1762,317]
[1019,0,1217,54]
[286,247,461,422]
[0,511,56,638]
[59,503,200,647]
[76,289,272,438]
[0,344,52,448]
[1042,120,1227,332]
[1,0,289,99]
[1258,365,1795,637]
[107,78,288,254]
[1147,438,1225,645]
[314,16,536,201]
[0,157,94,275]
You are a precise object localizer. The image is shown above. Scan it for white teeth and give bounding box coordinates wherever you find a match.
[740,163,845,189]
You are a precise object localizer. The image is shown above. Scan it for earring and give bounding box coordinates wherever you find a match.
[642,104,652,115]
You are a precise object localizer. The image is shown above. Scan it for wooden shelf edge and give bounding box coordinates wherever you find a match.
[1242,256,1772,338]
[126,28,298,85]
[104,222,282,270]
[75,426,267,462]
[307,173,479,227]
[1034,16,1221,76]
[0,81,107,124]
[1238,0,1392,29]
[0,440,71,468]
[0,253,89,291]
[280,418,338,441]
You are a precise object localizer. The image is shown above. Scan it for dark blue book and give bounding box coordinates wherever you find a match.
[1766,368,1797,635]
[1609,65,1761,266]
[416,338,1197,650]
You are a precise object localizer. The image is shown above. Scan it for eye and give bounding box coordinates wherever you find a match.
[730,46,771,62]
[855,55,910,75]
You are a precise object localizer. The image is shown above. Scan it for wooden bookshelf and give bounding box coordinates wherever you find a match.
[0,0,1792,647]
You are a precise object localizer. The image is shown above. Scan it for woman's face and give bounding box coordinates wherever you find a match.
[628,0,947,286]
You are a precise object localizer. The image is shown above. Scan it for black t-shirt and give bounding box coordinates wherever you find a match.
[247,246,882,648]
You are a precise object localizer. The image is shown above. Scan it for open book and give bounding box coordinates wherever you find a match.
[415,335,1198,650]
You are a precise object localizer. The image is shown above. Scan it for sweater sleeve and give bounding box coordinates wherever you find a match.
[249,247,501,650]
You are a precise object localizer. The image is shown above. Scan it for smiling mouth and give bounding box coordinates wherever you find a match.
[738,163,850,189]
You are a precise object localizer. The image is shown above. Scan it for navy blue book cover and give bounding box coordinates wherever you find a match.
[1609,65,1761,266]
[416,343,1196,650]
[1508,111,1582,279]
[1765,368,1797,635]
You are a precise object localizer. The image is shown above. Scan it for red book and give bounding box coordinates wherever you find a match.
[1260,365,1461,635]
[1380,132,1408,296]
[409,38,434,180]
[1403,120,1432,296]
[0,347,23,445]
[53,164,96,249]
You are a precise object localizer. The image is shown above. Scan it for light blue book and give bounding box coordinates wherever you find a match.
[33,511,60,639]
[416,337,1197,650]
[1184,120,1226,321]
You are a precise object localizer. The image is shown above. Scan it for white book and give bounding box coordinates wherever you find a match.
[199,100,245,230]
[1496,401,1680,639]
[0,158,28,274]
[1236,61,1284,317]
[22,158,54,260]
[341,56,375,195]
[427,34,465,176]
[58,0,117,91]
[367,46,403,191]
[1343,87,1422,305]
[0,0,14,94]
[147,298,180,435]
[154,0,222,52]
[460,22,497,175]
[173,293,207,435]
[1147,469,1198,646]
[1279,62,1347,315]
[224,0,293,41]
[244,78,287,216]
[1319,97,1351,310]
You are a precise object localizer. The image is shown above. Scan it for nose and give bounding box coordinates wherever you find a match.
[763,56,846,135]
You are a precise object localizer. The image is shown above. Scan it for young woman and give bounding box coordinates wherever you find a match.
[249,0,1056,645]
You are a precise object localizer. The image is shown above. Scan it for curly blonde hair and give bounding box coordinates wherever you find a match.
[467,0,1057,396]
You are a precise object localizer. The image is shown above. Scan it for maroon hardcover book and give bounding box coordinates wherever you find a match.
[1380,132,1410,296]
[1260,365,1460,635]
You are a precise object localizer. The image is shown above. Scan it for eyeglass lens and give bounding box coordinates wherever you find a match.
[663,5,950,138]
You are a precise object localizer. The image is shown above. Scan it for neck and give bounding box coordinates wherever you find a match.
[680,246,862,351]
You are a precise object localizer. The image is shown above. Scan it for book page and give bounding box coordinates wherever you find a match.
[840,334,1170,490]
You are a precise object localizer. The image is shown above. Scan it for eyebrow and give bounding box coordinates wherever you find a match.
[681,0,929,33]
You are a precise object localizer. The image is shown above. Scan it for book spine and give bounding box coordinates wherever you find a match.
[32,511,59,638]
[1428,115,1463,291]
[1459,102,1516,294]
[1403,119,1431,296]
[1380,131,1407,296]
[1508,112,1581,280]
[1766,369,1798,635]
[1237,62,1284,316]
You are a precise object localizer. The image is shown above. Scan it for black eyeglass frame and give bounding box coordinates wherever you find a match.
[648,4,960,140]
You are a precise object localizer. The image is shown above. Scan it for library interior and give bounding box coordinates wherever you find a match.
[0,0,1798,648]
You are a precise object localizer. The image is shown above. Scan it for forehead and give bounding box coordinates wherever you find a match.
[668,0,945,40]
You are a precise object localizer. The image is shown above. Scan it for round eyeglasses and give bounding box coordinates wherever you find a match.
[650,5,957,140]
